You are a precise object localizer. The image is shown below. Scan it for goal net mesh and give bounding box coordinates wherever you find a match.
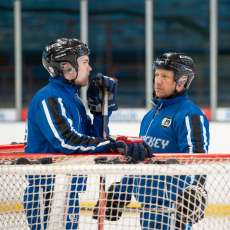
[0,149,230,230]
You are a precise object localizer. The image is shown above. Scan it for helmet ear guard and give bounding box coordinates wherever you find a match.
[60,62,76,75]
[153,52,195,89]
[176,74,194,89]
[42,38,90,77]
[59,62,78,81]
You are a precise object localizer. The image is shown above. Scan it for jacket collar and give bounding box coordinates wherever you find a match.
[152,91,188,108]
[49,76,80,95]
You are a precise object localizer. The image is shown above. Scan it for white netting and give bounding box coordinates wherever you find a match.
[0,153,230,230]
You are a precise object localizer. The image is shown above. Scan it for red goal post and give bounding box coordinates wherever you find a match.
[0,144,230,229]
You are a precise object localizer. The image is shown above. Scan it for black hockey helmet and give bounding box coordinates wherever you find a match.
[42,38,90,77]
[153,52,195,89]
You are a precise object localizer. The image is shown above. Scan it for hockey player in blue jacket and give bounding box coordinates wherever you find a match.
[24,38,152,230]
[98,53,209,230]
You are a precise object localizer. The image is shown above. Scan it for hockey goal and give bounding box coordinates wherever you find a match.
[0,145,230,230]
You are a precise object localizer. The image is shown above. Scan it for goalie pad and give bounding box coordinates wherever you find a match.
[175,185,207,226]
[93,182,132,221]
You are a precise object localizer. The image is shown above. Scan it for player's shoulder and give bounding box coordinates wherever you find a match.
[37,82,59,98]
[142,108,154,121]
[29,83,59,107]
[186,98,203,113]
[177,98,206,118]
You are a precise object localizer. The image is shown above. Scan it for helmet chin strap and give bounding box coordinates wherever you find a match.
[163,83,183,99]
[69,64,79,83]
[70,71,78,83]
[173,83,179,95]
[71,66,79,83]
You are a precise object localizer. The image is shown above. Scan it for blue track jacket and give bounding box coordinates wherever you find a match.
[135,92,210,229]
[24,76,114,230]
[25,76,113,154]
[117,92,210,230]
[140,92,209,153]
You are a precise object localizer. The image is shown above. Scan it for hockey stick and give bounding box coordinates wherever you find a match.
[101,87,109,139]
[97,88,108,230]
[46,174,68,230]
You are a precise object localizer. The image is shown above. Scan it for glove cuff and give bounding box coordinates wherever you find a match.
[115,135,144,144]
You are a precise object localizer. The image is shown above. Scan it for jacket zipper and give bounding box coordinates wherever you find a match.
[144,103,163,136]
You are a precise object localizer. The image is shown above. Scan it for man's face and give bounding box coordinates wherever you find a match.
[73,55,92,86]
[154,69,177,98]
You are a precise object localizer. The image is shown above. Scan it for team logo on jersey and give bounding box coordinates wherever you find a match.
[69,213,78,223]
[161,117,172,128]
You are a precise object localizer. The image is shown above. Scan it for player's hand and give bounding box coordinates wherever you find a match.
[125,142,152,163]
[87,73,118,115]
[114,136,153,163]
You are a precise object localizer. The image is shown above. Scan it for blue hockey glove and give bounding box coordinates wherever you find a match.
[87,73,118,114]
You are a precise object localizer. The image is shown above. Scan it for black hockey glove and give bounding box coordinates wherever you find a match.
[176,185,207,225]
[87,73,118,115]
[125,142,152,163]
[93,182,132,221]
[107,136,153,163]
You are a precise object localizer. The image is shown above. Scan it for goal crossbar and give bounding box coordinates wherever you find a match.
[0,149,230,229]
[0,163,229,176]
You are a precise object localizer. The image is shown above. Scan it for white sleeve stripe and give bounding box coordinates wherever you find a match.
[42,99,110,152]
[185,116,193,153]
[57,98,82,137]
[200,115,208,153]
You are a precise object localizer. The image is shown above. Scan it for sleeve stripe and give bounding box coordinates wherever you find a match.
[185,116,193,153]
[185,115,208,153]
[191,115,204,152]
[191,115,207,153]
[200,115,208,153]
[58,98,82,137]
[42,99,110,152]
[48,98,100,146]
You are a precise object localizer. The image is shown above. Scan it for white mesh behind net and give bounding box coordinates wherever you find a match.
[0,154,230,230]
